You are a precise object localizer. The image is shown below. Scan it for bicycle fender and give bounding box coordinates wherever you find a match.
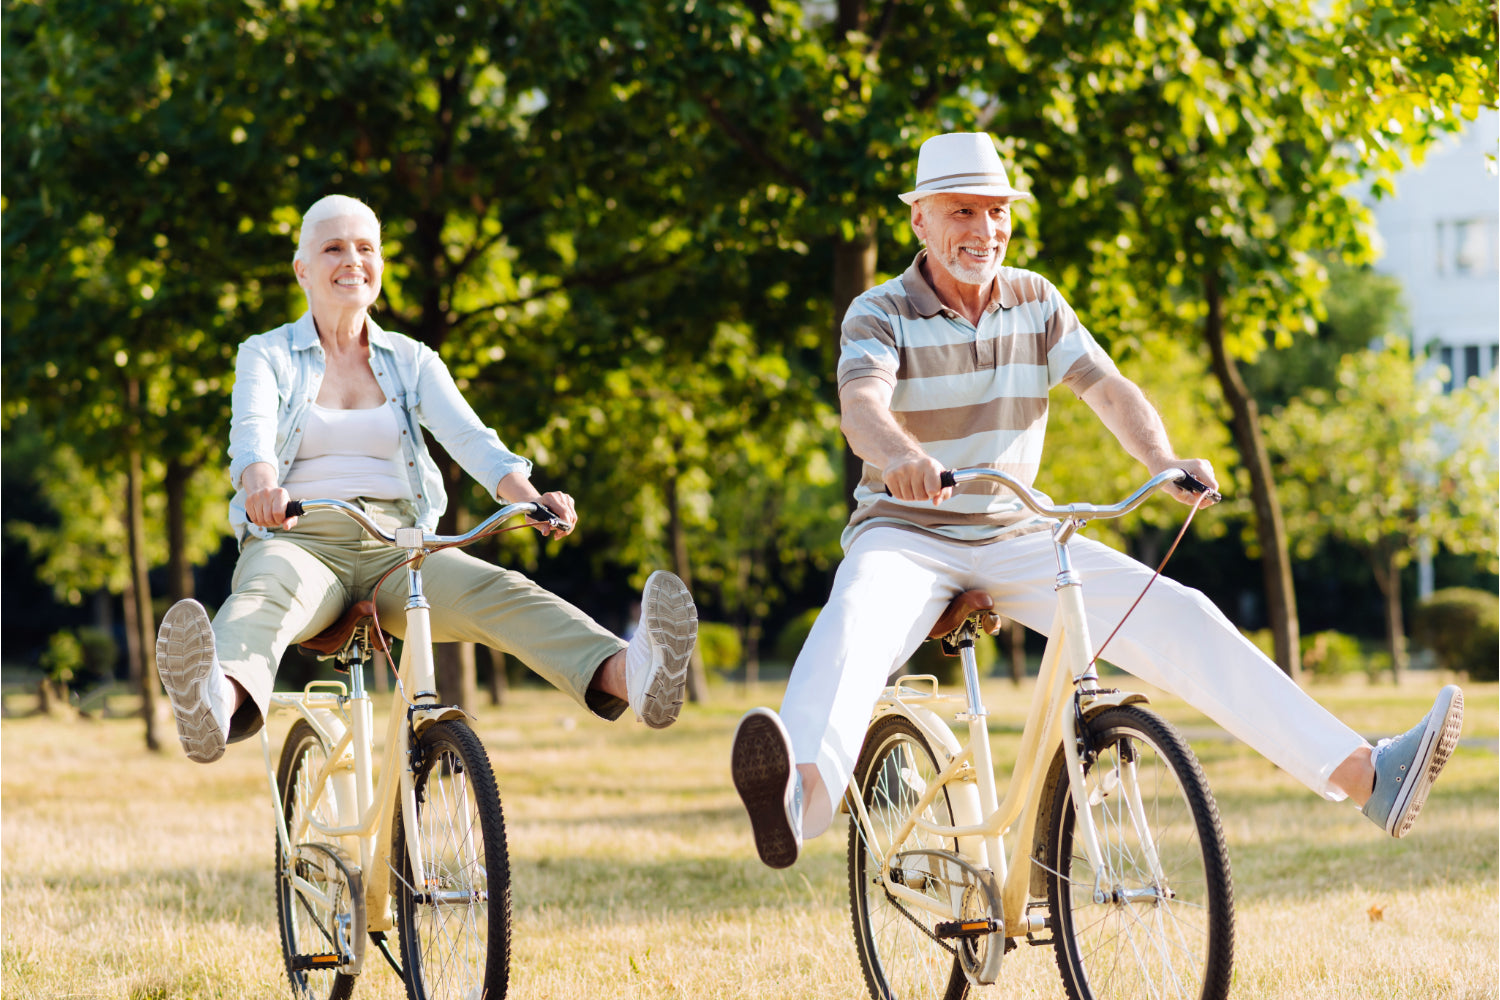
[1080,690,1149,718]
[409,705,469,736]
[870,701,987,837]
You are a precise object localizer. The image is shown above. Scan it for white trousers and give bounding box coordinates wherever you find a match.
[779,527,1367,839]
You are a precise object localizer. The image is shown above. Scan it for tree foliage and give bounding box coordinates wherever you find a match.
[1265,343,1498,676]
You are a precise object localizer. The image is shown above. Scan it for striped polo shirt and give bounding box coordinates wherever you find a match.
[839,251,1117,549]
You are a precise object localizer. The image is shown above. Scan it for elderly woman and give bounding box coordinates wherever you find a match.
[155,194,697,763]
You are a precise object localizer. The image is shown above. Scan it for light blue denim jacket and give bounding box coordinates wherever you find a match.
[227,312,532,544]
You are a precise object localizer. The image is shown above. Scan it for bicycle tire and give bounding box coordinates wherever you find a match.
[1038,705,1234,1000]
[275,720,361,1000]
[847,714,969,1000]
[394,719,511,1000]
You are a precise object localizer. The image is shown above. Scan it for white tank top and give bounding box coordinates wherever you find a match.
[282,403,414,502]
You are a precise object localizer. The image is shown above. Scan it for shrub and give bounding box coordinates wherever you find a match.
[1413,588,1499,682]
[75,626,120,687]
[773,607,822,664]
[1299,630,1365,679]
[697,622,743,675]
[40,631,84,685]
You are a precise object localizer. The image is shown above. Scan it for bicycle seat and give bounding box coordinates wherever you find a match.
[928,590,1002,641]
[299,600,389,657]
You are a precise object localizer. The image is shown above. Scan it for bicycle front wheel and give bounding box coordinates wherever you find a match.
[275,720,361,1000]
[394,719,511,1000]
[1039,706,1234,1000]
[848,714,968,1000]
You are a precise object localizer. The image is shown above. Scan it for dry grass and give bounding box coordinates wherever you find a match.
[2,676,1496,999]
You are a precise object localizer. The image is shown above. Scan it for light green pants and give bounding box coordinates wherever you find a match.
[214,499,627,740]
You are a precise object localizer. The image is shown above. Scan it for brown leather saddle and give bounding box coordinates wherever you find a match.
[929,590,1002,656]
[298,600,391,669]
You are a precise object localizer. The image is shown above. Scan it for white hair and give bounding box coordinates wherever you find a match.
[293,195,382,265]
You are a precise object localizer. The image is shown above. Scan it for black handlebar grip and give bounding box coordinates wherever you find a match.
[1173,473,1223,504]
[530,502,561,522]
[285,500,305,518]
[879,470,958,495]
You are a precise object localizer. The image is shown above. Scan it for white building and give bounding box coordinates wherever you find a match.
[1366,108,1500,390]
[1365,109,1499,599]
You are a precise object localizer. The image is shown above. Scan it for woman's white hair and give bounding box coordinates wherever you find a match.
[293,195,382,265]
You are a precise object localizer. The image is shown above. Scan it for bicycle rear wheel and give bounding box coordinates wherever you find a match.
[847,714,969,1000]
[394,719,511,1000]
[275,720,361,1000]
[1039,706,1233,1000]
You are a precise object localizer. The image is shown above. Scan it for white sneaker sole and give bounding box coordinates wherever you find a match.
[1387,686,1464,838]
[156,600,225,763]
[634,571,696,729]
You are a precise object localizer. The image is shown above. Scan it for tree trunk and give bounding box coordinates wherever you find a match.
[834,218,879,511]
[125,379,162,751]
[163,458,195,603]
[486,646,509,706]
[665,472,710,703]
[743,619,761,690]
[121,577,143,686]
[1201,272,1302,681]
[1005,618,1026,684]
[1371,548,1407,684]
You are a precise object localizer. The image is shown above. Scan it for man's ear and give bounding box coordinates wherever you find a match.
[910,202,926,243]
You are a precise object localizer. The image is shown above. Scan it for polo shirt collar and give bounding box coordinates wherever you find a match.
[900,249,1018,316]
[290,311,394,351]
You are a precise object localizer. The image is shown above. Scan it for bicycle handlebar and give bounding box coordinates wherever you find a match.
[940,467,1221,521]
[283,498,570,549]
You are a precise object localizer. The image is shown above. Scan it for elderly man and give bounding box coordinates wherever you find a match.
[731,132,1464,869]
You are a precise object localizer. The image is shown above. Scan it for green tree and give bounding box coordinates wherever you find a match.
[1265,343,1498,680]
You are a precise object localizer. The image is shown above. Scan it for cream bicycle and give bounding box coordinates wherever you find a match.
[847,468,1234,1000]
[263,497,566,1000]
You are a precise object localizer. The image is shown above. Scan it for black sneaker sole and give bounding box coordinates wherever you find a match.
[732,712,799,869]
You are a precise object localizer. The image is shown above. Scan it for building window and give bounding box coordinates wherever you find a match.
[1463,344,1481,383]
[1451,218,1497,275]
[1439,345,1455,392]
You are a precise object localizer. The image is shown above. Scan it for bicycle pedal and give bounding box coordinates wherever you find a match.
[934,917,1001,939]
[290,953,342,971]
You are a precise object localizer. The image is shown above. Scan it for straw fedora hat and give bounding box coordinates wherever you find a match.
[899,132,1031,205]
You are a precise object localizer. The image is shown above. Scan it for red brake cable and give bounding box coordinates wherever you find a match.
[1090,489,1213,667]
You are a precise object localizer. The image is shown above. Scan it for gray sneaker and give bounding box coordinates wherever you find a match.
[1362,685,1464,838]
[156,599,227,763]
[732,707,803,869]
[626,571,697,729]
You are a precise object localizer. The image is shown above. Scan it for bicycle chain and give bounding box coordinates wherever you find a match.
[875,848,998,957]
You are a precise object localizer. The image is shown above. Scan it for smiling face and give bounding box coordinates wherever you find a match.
[293,213,383,317]
[910,193,1014,290]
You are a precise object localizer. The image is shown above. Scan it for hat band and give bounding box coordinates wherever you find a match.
[915,170,1013,191]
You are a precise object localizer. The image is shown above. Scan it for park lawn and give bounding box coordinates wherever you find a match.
[1,676,1495,1000]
